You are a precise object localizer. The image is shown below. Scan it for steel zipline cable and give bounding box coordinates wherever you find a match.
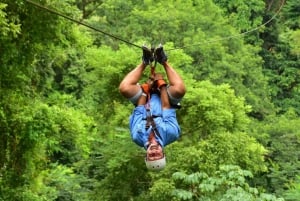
[25,0,285,51]
[167,0,285,51]
[25,0,142,49]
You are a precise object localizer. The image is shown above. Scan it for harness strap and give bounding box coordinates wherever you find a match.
[145,57,161,140]
[145,102,151,129]
[145,102,161,138]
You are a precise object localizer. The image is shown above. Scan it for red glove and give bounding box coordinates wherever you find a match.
[156,79,167,89]
[141,83,150,95]
[153,73,167,89]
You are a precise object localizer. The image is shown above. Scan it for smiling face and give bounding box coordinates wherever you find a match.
[146,142,164,161]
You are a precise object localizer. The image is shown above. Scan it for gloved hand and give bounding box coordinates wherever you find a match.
[156,79,167,89]
[153,73,167,89]
[141,83,150,95]
[142,45,154,65]
[154,44,168,64]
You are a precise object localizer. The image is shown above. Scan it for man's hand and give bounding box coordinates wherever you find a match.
[156,79,167,89]
[141,83,150,95]
[142,45,154,65]
[154,44,168,64]
[153,73,167,89]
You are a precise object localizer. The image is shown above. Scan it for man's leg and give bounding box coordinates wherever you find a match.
[163,62,186,99]
[160,85,171,110]
[154,45,186,99]
[119,63,146,98]
[159,85,181,146]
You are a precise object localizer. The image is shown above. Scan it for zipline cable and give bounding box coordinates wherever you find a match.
[167,0,285,51]
[26,0,285,52]
[25,0,142,49]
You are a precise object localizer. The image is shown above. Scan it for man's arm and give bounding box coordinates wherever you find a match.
[119,45,154,99]
[155,45,186,99]
[160,85,171,110]
[119,63,147,99]
[163,62,186,99]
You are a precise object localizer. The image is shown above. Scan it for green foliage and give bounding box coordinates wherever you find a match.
[0,164,92,201]
[37,164,92,201]
[282,0,300,29]
[90,134,150,201]
[213,0,265,31]
[0,0,299,200]
[147,178,177,201]
[181,80,251,137]
[289,29,300,55]
[259,0,300,115]
[284,176,300,201]
[0,89,96,200]
[0,3,20,38]
[166,131,267,176]
[251,110,300,196]
[172,165,284,201]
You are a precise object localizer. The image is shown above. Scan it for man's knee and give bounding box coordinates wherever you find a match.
[175,84,186,97]
[119,82,142,100]
[168,85,186,98]
[119,82,129,96]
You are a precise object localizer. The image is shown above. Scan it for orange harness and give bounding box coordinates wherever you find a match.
[145,60,161,141]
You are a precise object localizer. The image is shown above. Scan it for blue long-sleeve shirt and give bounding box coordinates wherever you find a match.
[129,94,180,149]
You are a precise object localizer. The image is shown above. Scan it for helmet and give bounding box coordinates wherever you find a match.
[145,156,166,171]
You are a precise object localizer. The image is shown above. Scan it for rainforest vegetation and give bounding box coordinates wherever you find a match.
[0,0,299,200]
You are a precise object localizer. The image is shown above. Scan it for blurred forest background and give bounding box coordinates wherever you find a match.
[0,0,299,200]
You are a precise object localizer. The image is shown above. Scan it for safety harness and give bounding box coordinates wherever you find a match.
[145,100,160,138]
[144,48,161,141]
[142,46,167,171]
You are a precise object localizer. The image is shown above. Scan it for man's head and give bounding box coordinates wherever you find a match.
[145,142,166,171]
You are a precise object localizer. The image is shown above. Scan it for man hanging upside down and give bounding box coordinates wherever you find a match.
[119,45,186,171]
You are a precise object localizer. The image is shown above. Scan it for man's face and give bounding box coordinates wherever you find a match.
[146,143,164,161]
